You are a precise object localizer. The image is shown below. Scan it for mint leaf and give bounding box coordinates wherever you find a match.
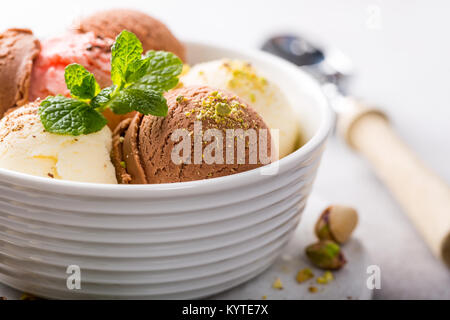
[39,96,107,136]
[111,30,143,87]
[110,87,168,116]
[64,64,100,100]
[91,85,116,110]
[139,51,183,91]
[124,57,151,84]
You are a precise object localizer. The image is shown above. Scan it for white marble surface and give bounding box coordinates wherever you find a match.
[0,0,449,299]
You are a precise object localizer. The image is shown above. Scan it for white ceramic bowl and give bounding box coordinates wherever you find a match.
[0,41,334,299]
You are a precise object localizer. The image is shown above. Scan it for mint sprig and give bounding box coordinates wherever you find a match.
[39,30,183,136]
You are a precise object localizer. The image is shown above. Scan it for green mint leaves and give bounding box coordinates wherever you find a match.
[39,30,183,136]
[64,64,100,100]
[111,30,145,88]
[39,96,107,136]
[110,87,168,116]
[140,51,184,91]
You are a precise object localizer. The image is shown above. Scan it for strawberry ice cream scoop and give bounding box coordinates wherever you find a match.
[29,32,112,101]
[28,32,133,129]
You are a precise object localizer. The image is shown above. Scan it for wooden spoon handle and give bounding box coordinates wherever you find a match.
[339,99,450,267]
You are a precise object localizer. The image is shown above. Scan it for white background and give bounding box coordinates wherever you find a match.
[1,0,449,299]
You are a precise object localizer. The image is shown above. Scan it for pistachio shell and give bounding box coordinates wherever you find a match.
[315,205,358,244]
[329,205,358,243]
[315,207,333,240]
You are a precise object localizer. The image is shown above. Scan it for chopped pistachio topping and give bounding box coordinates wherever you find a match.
[120,161,127,169]
[316,271,334,284]
[176,95,187,104]
[215,102,232,116]
[187,91,248,128]
[296,268,315,283]
[223,60,268,97]
[308,286,318,293]
[272,277,283,290]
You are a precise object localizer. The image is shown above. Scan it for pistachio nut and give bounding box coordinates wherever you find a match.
[305,240,346,270]
[315,205,358,244]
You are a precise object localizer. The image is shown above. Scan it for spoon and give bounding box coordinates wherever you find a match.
[262,35,450,267]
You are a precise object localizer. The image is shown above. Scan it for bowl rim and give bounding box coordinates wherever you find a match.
[0,41,335,197]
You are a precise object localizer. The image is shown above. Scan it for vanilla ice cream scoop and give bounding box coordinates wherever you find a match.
[0,102,117,184]
[181,59,300,158]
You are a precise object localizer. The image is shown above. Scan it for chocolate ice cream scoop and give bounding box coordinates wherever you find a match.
[0,29,40,118]
[112,86,273,184]
[74,9,186,61]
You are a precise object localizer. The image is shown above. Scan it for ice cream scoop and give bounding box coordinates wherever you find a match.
[181,59,299,158]
[0,102,117,184]
[0,28,40,118]
[28,31,135,130]
[29,32,112,101]
[112,86,272,184]
[74,9,186,61]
